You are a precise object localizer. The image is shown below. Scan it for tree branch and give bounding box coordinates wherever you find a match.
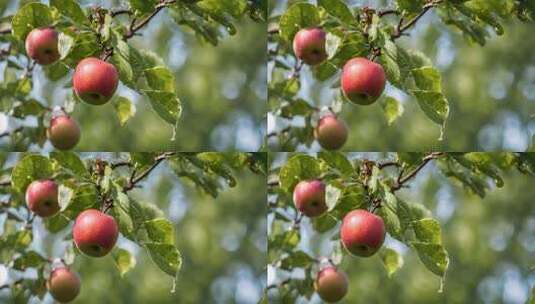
[0,127,24,139]
[123,0,176,40]
[391,152,445,192]
[111,9,132,17]
[392,0,444,39]
[123,152,176,191]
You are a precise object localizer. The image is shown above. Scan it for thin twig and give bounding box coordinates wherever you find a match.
[123,152,176,191]
[0,279,23,290]
[111,9,132,17]
[123,0,176,40]
[392,0,443,39]
[391,152,445,192]
[378,9,399,17]
[0,127,24,139]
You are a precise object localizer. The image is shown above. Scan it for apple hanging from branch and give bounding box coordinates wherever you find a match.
[314,266,348,303]
[293,27,328,66]
[25,179,60,218]
[73,58,119,105]
[340,209,386,257]
[341,57,386,106]
[25,27,60,65]
[315,114,348,150]
[47,267,81,303]
[73,209,119,257]
[48,115,81,150]
[293,179,327,217]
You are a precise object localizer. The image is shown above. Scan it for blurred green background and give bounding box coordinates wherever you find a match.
[268,152,535,304]
[0,0,266,151]
[268,0,535,151]
[0,152,267,304]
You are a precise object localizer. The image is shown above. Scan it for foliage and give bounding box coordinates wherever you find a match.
[0,0,266,151]
[267,152,535,302]
[0,151,265,302]
[267,0,534,151]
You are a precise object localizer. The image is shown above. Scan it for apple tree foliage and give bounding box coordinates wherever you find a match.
[267,0,534,150]
[0,152,266,302]
[267,152,535,302]
[0,0,266,150]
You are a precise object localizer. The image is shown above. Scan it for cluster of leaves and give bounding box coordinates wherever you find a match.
[0,0,266,150]
[0,151,266,302]
[267,0,534,150]
[267,152,535,302]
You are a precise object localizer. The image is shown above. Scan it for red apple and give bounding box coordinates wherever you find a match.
[293,179,327,217]
[315,266,348,303]
[293,27,327,65]
[73,57,119,105]
[315,115,348,150]
[48,115,81,150]
[25,179,59,217]
[25,27,60,65]
[73,209,119,257]
[341,57,386,105]
[47,267,81,303]
[340,209,386,257]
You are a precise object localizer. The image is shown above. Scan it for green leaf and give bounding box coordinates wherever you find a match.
[279,154,321,192]
[13,250,47,271]
[142,90,182,126]
[318,152,353,177]
[50,151,88,178]
[410,90,449,128]
[129,0,159,14]
[11,3,54,40]
[411,242,449,277]
[114,97,136,126]
[311,214,338,233]
[279,3,320,42]
[317,0,355,24]
[11,154,53,193]
[111,52,134,87]
[145,243,182,277]
[412,218,442,244]
[271,229,300,252]
[57,33,74,60]
[196,0,248,19]
[144,218,175,245]
[144,67,176,92]
[50,0,88,26]
[280,250,315,270]
[113,248,137,277]
[381,248,403,277]
[382,97,403,126]
[325,184,342,211]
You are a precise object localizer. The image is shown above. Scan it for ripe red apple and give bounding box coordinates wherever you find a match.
[73,57,119,105]
[25,27,60,65]
[293,27,327,65]
[25,179,59,218]
[293,179,327,217]
[340,209,386,257]
[315,266,348,303]
[341,57,386,105]
[73,209,119,257]
[315,115,348,150]
[48,115,81,150]
[47,267,81,303]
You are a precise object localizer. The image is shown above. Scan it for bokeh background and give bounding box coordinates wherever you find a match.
[0,153,267,304]
[0,0,266,151]
[268,152,535,304]
[268,0,535,151]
